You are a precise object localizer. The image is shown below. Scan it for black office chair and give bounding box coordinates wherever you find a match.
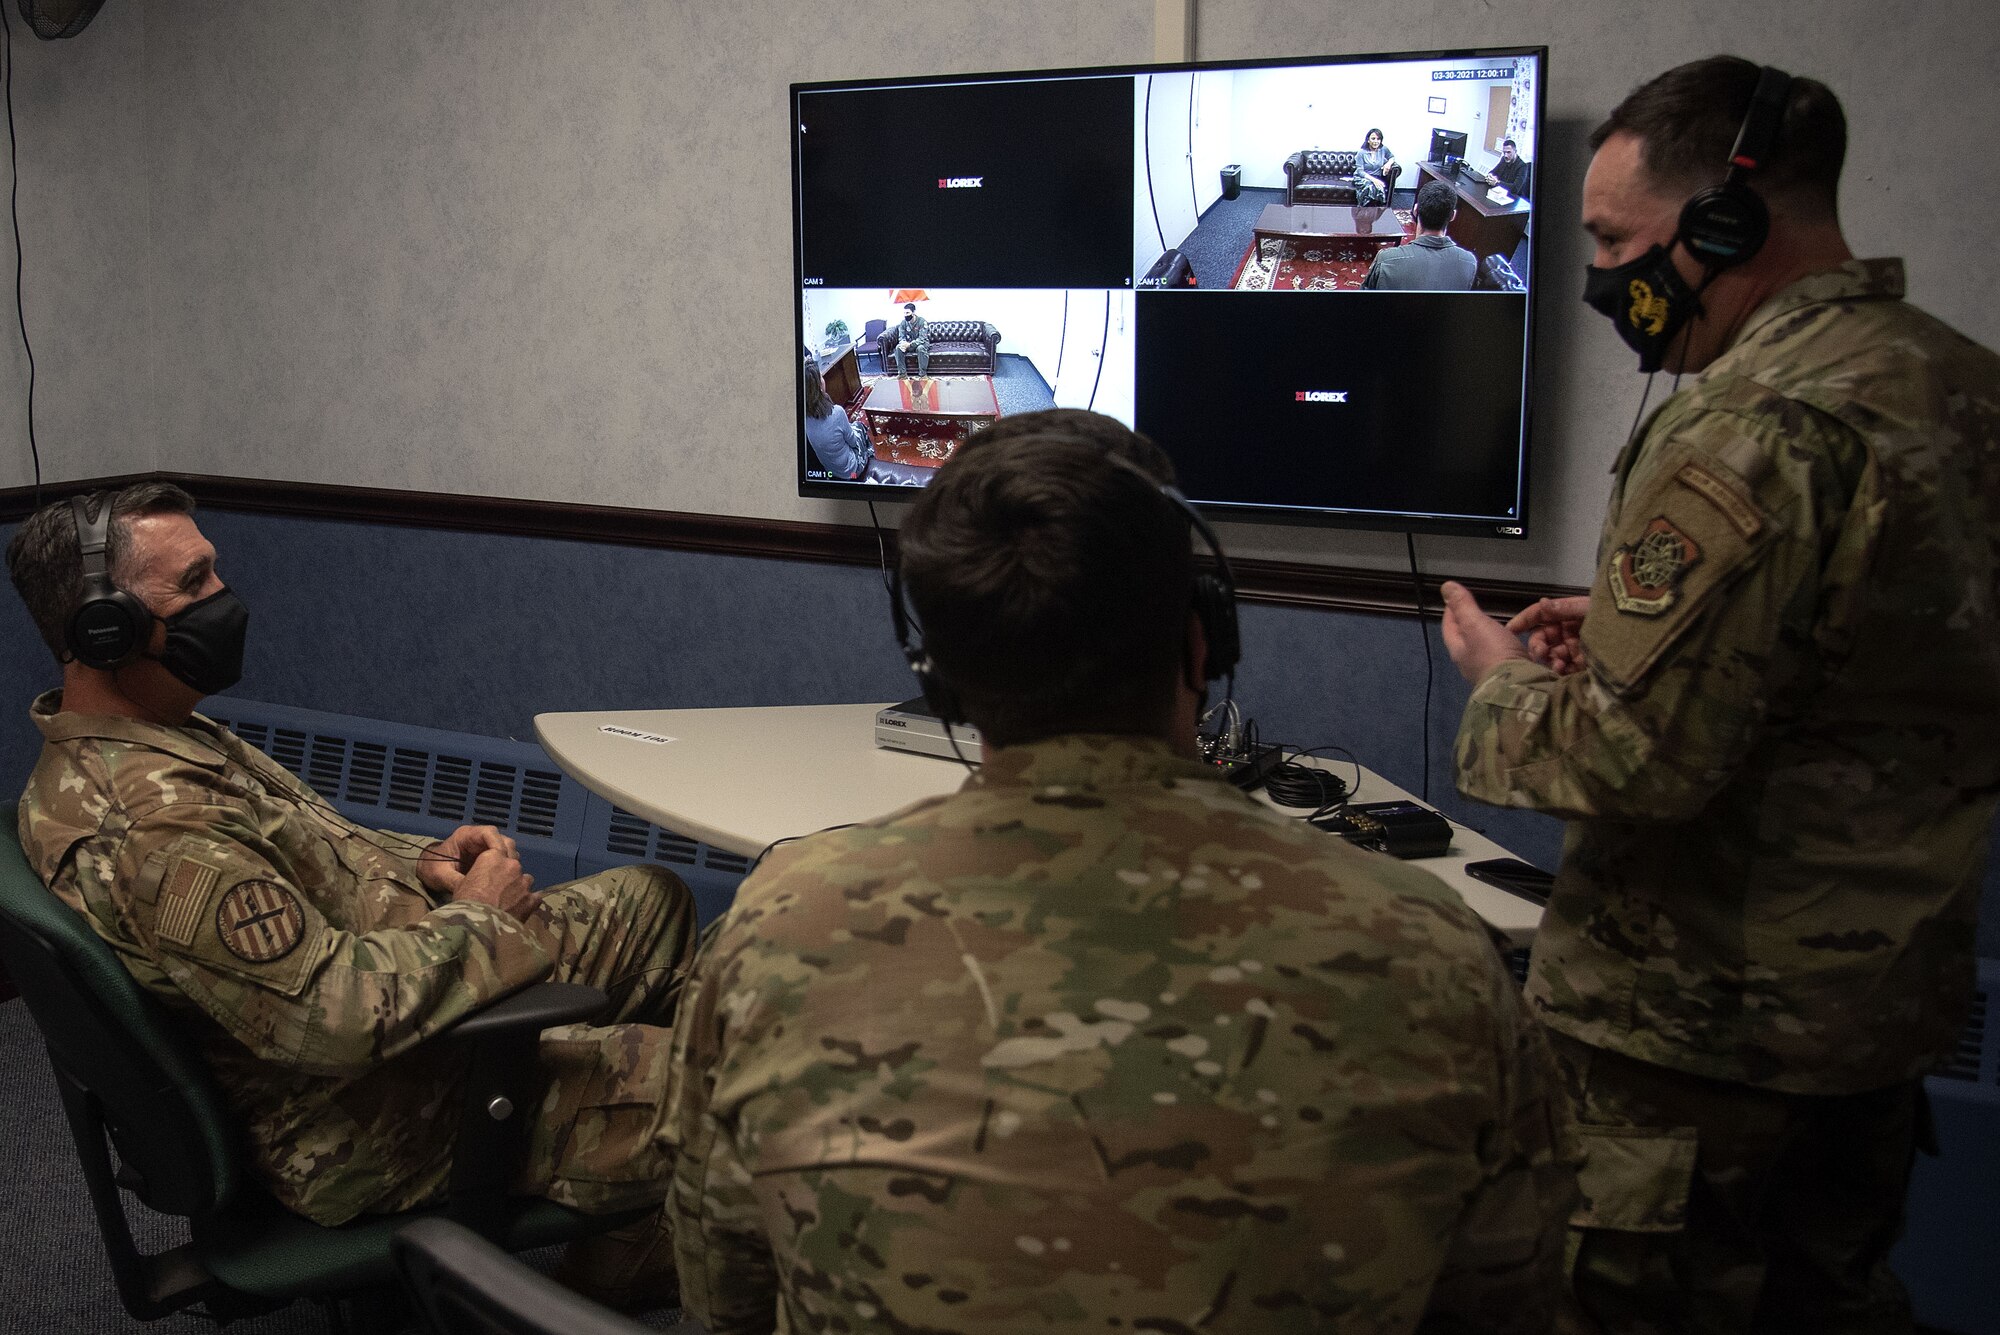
[1480,252,1527,292]
[0,803,646,1328]
[396,1217,709,1335]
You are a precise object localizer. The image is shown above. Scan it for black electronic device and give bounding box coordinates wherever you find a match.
[1200,740,1282,791]
[1428,127,1469,163]
[64,494,151,670]
[1464,856,1555,905]
[1311,801,1453,859]
[1676,65,1793,272]
[794,48,1546,541]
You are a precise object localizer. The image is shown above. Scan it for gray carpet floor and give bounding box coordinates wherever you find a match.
[0,997,690,1332]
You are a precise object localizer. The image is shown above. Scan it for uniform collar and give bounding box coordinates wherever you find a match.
[1725,257,1904,354]
[31,689,233,771]
[966,733,1221,794]
[1412,233,1455,250]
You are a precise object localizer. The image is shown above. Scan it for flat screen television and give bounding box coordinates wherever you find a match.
[793,47,1546,538]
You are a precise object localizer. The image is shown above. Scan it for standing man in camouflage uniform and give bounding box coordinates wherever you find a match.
[1437,57,2000,1332]
[665,409,1578,1335]
[6,485,700,1308]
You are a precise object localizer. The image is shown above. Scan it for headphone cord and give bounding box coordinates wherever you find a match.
[1404,531,1432,804]
[2,2,40,511]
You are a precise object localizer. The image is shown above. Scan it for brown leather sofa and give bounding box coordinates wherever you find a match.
[1283,150,1402,206]
[880,320,1003,375]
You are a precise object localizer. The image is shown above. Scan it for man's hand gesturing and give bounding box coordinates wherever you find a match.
[1506,595,1591,676]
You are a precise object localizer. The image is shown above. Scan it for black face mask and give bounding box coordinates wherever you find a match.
[1582,244,1704,373]
[148,586,248,695]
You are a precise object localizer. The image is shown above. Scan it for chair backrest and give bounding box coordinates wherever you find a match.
[0,804,241,1217]
[1303,150,1357,173]
[1482,252,1526,293]
[862,318,886,338]
[395,1218,665,1335]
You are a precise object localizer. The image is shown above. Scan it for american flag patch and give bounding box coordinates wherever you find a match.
[156,859,219,948]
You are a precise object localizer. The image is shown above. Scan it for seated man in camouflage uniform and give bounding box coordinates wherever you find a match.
[1439,57,2000,1331]
[6,484,698,1307]
[663,409,1579,1335]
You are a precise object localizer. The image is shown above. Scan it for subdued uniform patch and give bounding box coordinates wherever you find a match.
[215,879,306,963]
[154,856,218,948]
[1607,516,1701,615]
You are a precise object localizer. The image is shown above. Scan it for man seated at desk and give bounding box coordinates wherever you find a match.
[1365,181,1478,291]
[7,484,699,1310]
[663,409,1578,1335]
[1493,137,1533,199]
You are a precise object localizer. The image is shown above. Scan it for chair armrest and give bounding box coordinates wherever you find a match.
[443,982,608,1233]
[981,322,1001,352]
[1384,161,1402,194]
[1283,151,1304,184]
[447,982,605,1043]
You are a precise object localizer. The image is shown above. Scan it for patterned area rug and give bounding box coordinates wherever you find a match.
[863,411,968,469]
[1231,211,1414,291]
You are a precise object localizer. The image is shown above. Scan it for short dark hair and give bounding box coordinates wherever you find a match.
[904,303,916,312]
[6,482,196,661]
[1502,138,1518,149]
[1415,180,1458,230]
[898,410,1194,748]
[1591,55,1845,215]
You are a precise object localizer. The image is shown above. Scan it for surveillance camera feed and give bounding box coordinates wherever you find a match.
[794,48,1546,537]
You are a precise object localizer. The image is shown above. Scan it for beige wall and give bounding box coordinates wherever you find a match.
[1,0,1994,587]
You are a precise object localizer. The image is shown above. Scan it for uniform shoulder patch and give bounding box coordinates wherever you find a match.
[214,879,307,964]
[155,855,223,948]
[1608,516,1703,616]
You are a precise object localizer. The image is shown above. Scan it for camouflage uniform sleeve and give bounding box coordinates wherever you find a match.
[1456,400,1848,821]
[113,803,554,1078]
[1419,961,1581,1331]
[664,940,781,1335]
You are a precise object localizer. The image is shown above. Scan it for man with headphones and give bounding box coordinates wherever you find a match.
[6,484,702,1309]
[1436,57,2000,1329]
[662,410,1578,1335]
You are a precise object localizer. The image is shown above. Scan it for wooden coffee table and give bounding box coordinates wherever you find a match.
[858,375,1002,469]
[1252,203,1407,252]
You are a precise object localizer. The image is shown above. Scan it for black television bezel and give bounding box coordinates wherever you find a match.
[790,44,1548,542]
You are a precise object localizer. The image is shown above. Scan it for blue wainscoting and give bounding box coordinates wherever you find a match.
[5,508,1997,959]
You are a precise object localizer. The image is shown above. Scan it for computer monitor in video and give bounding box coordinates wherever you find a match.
[793,47,1546,539]
[1428,127,1470,163]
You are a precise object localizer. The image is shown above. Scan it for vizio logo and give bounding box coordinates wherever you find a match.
[938,176,984,189]
[1295,390,1349,403]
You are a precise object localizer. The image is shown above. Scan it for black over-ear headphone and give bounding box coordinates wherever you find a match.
[65,493,152,670]
[1677,64,1794,272]
[888,452,1241,726]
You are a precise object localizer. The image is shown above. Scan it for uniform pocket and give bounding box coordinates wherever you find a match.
[532,1024,674,1203]
[1572,1124,1697,1233]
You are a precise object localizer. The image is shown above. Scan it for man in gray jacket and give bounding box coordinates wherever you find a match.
[1365,182,1477,291]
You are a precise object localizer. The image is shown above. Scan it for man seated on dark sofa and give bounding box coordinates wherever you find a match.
[1365,181,1477,291]
[888,301,930,378]
[6,483,700,1310]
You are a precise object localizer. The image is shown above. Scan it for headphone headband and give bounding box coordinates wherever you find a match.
[64,491,153,670]
[1677,64,1794,272]
[888,447,1242,726]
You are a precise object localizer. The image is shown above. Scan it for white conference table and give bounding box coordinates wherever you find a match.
[535,703,1547,944]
